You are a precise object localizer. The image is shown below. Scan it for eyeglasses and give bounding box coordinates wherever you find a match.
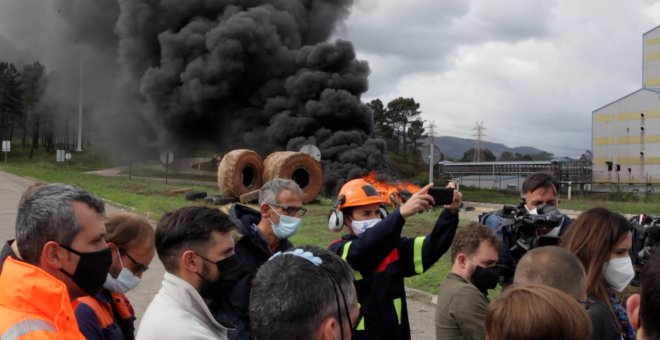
[269,203,307,217]
[119,247,149,274]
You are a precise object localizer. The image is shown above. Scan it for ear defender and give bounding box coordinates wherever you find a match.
[328,195,346,232]
[379,206,389,219]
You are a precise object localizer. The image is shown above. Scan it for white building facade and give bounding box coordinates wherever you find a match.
[593,26,660,185]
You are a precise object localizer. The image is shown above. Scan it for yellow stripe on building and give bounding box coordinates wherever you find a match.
[593,157,660,165]
[646,52,660,61]
[595,135,660,145]
[593,111,660,123]
[645,78,660,87]
[645,38,660,46]
[594,137,612,145]
[594,114,613,123]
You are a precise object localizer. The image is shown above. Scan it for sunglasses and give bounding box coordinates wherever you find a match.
[119,247,149,274]
[269,203,307,217]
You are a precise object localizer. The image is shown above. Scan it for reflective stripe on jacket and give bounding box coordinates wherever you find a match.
[0,257,86,340]
[329,208,459,340]
[76,290,136,340]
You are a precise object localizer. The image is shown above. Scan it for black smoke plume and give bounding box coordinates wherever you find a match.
[60,0,389,192]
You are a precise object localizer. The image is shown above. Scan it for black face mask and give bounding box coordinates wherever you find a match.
[197,254,245,299]
[470,264,499,294]
[59,244,112,296]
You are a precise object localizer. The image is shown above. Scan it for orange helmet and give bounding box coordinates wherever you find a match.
[336,178,386,209]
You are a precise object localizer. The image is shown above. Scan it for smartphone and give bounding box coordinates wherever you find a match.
[428,187,454,206]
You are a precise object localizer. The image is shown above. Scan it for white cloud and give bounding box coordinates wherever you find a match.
[339,0,660,157]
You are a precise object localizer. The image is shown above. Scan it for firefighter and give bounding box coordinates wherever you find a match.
[328,178,461,340]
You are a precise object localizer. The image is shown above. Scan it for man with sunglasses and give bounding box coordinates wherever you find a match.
[211,178,305,340]
[137,206,242,340]
[0,183,111,339]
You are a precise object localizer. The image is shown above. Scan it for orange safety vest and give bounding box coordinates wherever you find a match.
[0,257,86,340]
[77,290,135,337]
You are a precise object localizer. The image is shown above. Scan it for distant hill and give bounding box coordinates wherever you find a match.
[0,34,34,65]
[427,136,546,160]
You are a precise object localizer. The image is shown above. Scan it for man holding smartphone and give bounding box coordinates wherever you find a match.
[327,178,462,340]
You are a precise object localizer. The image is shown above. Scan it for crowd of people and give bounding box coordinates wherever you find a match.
[0,172,658,340]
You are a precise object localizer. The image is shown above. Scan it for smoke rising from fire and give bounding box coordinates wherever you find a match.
[12,1,390,192]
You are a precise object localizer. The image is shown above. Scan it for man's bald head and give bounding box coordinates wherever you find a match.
[514,246,587,300]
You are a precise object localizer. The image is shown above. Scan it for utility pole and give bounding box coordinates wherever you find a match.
[428,121,436,184]
[473,122,485,162]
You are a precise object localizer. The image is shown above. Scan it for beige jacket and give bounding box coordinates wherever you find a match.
[137,272,230,340]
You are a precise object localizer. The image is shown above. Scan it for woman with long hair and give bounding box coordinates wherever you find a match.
[559,207,636,340]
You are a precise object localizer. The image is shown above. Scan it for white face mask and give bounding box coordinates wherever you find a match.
[603,257,635,292]
[103,252,141,293]
[351,218,381,236]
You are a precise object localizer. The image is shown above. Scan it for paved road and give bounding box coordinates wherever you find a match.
[0,170,439,338]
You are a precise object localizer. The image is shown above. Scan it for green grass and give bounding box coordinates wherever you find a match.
[118,168,218,182]
[3,162,660,295]
[0,164,218,220]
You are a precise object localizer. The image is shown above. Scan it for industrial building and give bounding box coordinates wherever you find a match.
[593,25,660,190]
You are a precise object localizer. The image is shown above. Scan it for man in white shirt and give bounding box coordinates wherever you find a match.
[137,206,243,340]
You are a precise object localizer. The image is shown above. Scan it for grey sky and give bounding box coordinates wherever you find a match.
[335,0,660,157]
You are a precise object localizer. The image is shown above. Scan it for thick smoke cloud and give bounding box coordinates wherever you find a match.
[64,0,389,191]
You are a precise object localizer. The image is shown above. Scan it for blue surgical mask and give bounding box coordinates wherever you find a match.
[103,250,141,293]
[269,207,302,240]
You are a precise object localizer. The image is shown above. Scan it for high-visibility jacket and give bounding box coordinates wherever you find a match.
[76,289,136,340]
[329,209,458,340]
[0,256,86,340]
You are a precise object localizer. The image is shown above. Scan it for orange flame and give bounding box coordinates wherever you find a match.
[361,171,421,206]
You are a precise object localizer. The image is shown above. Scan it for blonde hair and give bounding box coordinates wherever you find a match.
[485,284,592,340]
[105,212,154,250]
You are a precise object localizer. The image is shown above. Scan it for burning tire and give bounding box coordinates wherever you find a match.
[263,151,323,203]
[218,149,264,198]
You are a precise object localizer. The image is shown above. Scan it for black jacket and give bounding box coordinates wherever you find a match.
[210,204,293,340]
[586,295,625,340]
[329,208,459,340]
[0,240,17,273]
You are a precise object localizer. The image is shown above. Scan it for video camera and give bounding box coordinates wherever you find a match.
[499,204,565,259]
[484,204,565,285]
[629,214,660,285]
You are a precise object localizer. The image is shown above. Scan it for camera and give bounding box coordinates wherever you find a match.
[505,204,565,259]
[482,204,565,285]
[629,214,660,285]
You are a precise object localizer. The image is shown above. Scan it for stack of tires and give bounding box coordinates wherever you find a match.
[218,149,323,204]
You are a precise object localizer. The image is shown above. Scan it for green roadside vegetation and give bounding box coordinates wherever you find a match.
[2,158,660,295]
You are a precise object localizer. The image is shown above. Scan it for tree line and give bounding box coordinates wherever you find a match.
[369,97,426,157]
[366,97,596,171]
[0,60,78,159]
